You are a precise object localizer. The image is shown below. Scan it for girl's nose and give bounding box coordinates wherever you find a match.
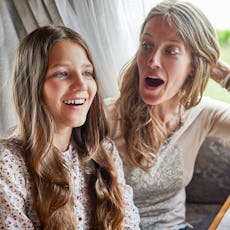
[70,72,87,91]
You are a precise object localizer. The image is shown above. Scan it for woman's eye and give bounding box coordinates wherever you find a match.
[55,71,68,78]
[82,71,93,78]
[165,48,178,55]
[141,43,153,51]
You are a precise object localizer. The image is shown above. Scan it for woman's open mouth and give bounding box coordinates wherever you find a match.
[145,77,164,87]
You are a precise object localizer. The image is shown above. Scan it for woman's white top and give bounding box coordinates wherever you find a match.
[105,96,230,230]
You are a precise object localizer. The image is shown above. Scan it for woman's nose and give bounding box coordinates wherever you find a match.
[147,51,161,69]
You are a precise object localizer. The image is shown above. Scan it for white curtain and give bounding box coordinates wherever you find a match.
[0,0,20,135]
[55,0,156,97]
[0,0,157,135]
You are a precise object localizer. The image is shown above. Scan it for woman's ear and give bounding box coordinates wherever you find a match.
[189,56,196,77]
[189,64,195,77]
[188,74,194,80]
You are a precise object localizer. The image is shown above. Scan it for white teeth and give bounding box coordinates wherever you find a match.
[64,99,85,105]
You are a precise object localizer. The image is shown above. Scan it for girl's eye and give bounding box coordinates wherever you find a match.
[54,71,68,78]
[82,71,94,78]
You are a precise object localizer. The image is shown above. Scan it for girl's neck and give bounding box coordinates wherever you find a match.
[53,127,72,152]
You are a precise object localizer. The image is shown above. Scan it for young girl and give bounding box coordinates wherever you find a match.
[105,1,230,229]
[0,25,140,230]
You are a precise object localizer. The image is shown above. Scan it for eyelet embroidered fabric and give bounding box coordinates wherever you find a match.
[0,138,140,229]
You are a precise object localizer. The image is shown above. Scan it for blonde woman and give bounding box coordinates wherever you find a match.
[0,25,140,230]
[105,1,230,229]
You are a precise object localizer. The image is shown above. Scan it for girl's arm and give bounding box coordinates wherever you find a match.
[110,140,140,230]
[0,142,38,229]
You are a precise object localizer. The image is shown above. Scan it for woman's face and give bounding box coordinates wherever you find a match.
[42,40,97,132]
[137,16,193,106]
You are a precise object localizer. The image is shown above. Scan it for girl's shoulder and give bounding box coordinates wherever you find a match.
[101,137,122,162]
[103,96,119,114]
[0,136,26,171]
[101,137,115,152]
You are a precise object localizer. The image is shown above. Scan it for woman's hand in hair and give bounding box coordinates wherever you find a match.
[211,59,230,84]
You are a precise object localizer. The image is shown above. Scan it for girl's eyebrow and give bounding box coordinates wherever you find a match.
[82,63,93,69]
[48,63,93,69]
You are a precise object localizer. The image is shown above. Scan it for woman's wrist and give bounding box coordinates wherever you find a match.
[220,72,230,91]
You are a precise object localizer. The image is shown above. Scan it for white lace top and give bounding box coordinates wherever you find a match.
[105,96,230,230]
[0,137,140,229]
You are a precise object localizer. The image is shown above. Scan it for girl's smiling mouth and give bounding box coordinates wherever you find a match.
[63,98,86,105]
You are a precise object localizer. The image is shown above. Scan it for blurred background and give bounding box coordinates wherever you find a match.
[0,0,229,136]
[187,0,230,103]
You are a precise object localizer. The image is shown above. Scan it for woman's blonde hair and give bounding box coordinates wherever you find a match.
[116,0,220,170]
[12,25,124,229]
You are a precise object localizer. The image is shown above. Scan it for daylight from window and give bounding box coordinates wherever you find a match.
[187,0,230,29]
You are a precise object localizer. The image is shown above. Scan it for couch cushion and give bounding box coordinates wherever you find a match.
[186,136,230,204]
[186,203,221,230]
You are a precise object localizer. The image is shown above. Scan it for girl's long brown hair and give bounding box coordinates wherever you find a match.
[12,25,124,229]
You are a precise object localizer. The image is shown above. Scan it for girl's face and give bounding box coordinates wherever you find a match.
[137,16,193,106]
[42,40,97,132]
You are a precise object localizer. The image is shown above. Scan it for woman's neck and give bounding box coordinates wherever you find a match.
[153,99,182,135]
